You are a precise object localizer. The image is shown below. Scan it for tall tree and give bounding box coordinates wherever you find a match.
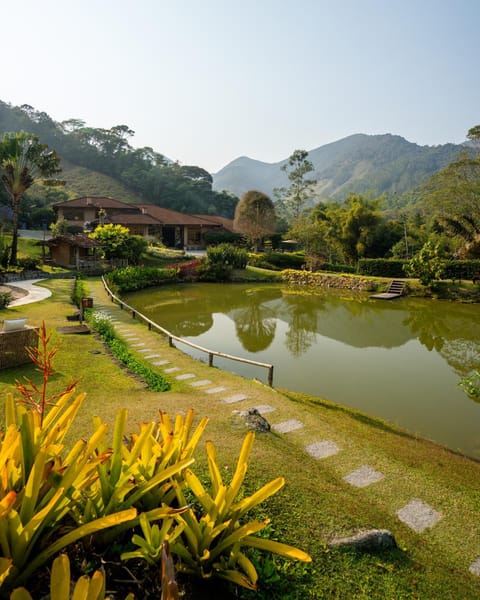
[275,149,316,224]
[422,126,480,256]
[0,131,62,265]
[234,190,276,252]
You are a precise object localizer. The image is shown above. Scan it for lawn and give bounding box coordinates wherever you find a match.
[1,277,480,598]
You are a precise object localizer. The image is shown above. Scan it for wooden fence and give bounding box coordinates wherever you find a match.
[101,277,275,386]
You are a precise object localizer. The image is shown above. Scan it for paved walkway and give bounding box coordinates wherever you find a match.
[8,279,52,307]
[84,279,480,579]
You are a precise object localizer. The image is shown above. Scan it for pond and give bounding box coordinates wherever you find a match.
[124,283,480,460]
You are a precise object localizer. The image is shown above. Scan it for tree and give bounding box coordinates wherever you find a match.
[234,190,276,252]
[405,241,445,286]
[337,194,383,263]
[274,150,316,224]
[0,131,62,265]
[89,223,146,261]
[422,125,480,256]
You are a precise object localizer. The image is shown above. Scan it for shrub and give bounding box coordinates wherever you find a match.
[318,262,356,274]
[442,260,480,282]
[248,252,305,271]
[106,266,178,293]
[358,259,407,278]
[0,291,12,308]
[196,257,233,282]
[404,242,445,286]
[15,257,41,271]
[204,231,245,246]
[89,312,170,392]
[206,243,248,269]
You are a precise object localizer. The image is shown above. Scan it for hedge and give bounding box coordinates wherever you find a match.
[358,259,407,278]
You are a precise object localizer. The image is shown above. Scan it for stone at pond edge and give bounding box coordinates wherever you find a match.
[329,529,397,551]
[243,409,271,432]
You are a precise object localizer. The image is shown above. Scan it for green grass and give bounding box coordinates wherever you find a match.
[1,277,480,598]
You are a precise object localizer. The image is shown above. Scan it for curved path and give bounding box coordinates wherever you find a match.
[7,279,52,307]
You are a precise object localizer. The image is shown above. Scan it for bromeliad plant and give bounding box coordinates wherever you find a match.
[169,432,312,590]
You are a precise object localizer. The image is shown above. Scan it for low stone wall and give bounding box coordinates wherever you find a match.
[281,269,383,292]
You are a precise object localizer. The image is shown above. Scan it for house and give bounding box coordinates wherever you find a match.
[45,233,102,269]
[52,197,235,249]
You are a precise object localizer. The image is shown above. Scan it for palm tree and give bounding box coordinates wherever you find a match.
[0,131,62,265]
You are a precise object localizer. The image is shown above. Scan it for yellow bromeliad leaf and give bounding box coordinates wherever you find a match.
[50,554,71,600]
[243,535,312,562]
[17,508,137,586]
[209,520,268,561]
[9,588,32,600]
[184,469,215,514]
[232,477,285,516]
[236,551,259,587]
[216,567,257,590]
[205,441,223,497]
[182,416,208,458]
[0,557,13,585]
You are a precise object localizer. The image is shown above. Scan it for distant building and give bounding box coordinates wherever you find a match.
[52,196,234,249]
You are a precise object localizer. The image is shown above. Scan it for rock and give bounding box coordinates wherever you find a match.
[244,408,270,433]
[329,529,397,551]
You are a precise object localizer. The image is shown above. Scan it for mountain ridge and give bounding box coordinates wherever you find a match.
[213,133,465,202]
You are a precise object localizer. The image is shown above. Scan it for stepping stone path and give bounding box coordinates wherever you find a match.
[250,404,275,414]
[469,557,480,576]
[396,499,442,533]
[223,393,249,404]
[344,465,384,487]
[305,440,339,459]
[272,419,304,434]
[89,288,479,579]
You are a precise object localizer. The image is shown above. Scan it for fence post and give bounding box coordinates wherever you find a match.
[208,353,213,367]
[268,366,274,387]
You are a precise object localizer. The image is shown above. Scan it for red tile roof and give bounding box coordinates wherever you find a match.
[138,205,221,226]
[52,196,134,209]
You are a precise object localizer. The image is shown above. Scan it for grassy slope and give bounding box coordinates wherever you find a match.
[1,278,480,598]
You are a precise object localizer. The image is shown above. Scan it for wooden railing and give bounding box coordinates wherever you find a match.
[101,277,275,386]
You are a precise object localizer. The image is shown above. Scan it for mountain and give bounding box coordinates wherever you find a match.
[213,134,465,202]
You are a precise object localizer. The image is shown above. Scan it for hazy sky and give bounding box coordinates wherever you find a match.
[2,0,479,173]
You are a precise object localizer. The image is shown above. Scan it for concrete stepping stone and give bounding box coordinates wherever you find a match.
[132,342,146,347]
[273,419,304,434]
[396,499,442,533]
[189,379,213,387]
[250,404,275,414]
[343,465,384,487]
[205,386,228,394]
[164,367,180,373]
[469,557,480,576]
[176,373,196,380]
[152,360,170,366]
[145,354,161,359]
[138,348,154,353]
[223,393,248,404]
[305,440,339,459]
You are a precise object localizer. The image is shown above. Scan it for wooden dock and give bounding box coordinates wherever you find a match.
[370,279,405,300]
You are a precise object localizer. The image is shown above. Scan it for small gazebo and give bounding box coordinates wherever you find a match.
[46,233,103,270]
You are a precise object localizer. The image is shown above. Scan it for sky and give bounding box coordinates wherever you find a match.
[2,0,479,173]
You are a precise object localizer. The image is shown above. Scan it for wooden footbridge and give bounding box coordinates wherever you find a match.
[370,279,405,300]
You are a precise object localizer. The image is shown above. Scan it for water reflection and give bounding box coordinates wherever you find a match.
[125,284,480,373]
[124,283,480,457]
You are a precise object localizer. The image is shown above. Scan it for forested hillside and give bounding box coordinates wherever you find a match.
[213,134,464,207]
[0,100,238,226]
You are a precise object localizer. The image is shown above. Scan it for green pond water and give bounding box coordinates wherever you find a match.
[124,283,480,460]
